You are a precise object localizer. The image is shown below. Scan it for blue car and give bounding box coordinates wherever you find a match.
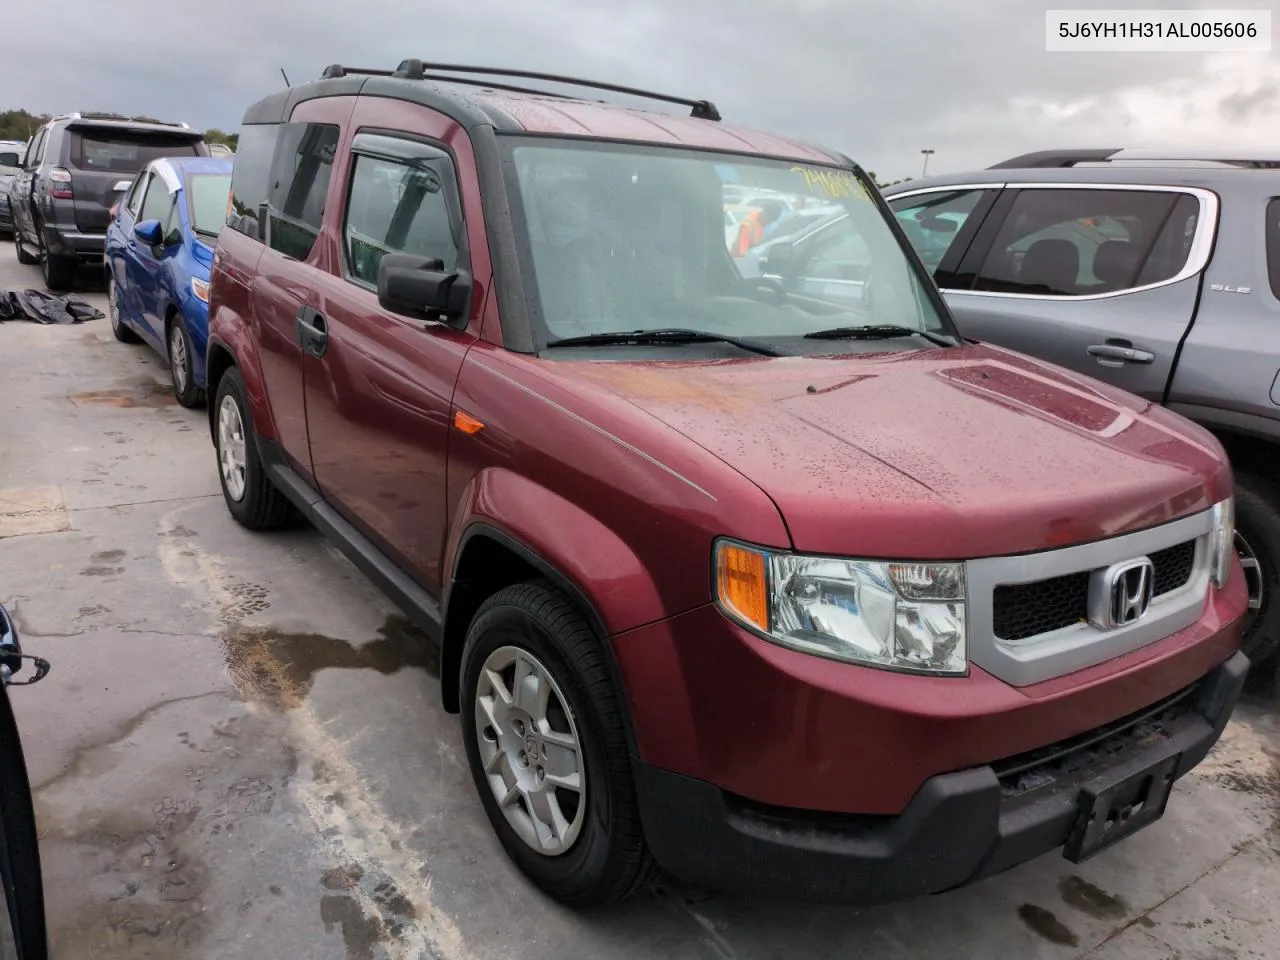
[105,156,233,407]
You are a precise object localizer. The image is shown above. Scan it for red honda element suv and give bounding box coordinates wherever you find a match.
[205,59,1250,907]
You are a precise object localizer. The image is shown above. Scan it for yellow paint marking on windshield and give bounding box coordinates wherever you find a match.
[790,166,871,201]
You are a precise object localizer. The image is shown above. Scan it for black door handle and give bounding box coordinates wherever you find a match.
[296,304,328,358]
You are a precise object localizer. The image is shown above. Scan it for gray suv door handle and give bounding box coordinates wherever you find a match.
[1088,343,1155,366]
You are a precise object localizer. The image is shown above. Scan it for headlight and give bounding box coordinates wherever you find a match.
[1210,496,1235,589]
[191,277,210,303]
[714,539,967,675]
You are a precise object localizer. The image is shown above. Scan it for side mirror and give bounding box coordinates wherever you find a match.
[377,253,471,328]
[134,219,164,247]
[0,603,21,681]
[918,216,958,234]
[762,242,797,278]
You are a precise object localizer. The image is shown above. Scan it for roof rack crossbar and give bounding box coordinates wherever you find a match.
[397,59,721,121]
[319,59,720,120]
[319,64,396,79]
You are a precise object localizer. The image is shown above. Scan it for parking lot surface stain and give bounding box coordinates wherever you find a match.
[68,377,175,408]
[1017,903,1079,946]
[1059,875,1128,919]
[223,614,439,710]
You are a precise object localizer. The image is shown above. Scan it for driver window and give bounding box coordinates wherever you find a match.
[887,188,986,276]
[125,173,150,218]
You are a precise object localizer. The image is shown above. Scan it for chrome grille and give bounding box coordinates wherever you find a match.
[991,538,1199,643]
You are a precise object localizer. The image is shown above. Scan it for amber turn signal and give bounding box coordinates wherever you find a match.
[715,541,769,632]
[453,410,486,435]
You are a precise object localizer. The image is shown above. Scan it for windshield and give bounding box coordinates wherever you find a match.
[504,140,950,348]
[186,173,231,237]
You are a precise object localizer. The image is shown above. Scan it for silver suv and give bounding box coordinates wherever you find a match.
[874,150,1280,664]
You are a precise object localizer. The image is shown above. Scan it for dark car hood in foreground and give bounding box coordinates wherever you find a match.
[562,344,1231,559]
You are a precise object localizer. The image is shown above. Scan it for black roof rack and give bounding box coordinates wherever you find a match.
[318,60,721,121]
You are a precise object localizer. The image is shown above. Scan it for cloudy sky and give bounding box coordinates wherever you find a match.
[5,0,1278,179]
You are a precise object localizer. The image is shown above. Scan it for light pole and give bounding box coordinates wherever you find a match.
[920,149,935,178]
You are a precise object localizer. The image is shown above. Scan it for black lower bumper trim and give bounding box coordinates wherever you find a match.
[633,651,1250,903]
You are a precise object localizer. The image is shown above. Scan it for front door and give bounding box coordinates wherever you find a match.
[127,169,178,348]
[941,185,1208,403]
[250,99,350,476]
[303,101,483,588]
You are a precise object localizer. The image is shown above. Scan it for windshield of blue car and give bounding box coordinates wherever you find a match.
[186,173,232,238]
[503,139,951,349]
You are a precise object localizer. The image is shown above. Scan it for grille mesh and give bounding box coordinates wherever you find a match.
[991,539,1198,643]
[992,571,1089,642]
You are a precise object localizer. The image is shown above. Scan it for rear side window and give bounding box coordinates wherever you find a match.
[1267,199,1280,300]
[227,123,278,240]
[28,128,47,168]
[343,151,460,286]
[68,130,200,174]
[973,188,1200,296]
[264,122,340,260]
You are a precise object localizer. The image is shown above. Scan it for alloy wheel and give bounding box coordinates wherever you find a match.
[217,395,248,502]
[107,276,120,332]
[1236,530,1264,628]
[170,325,188,394]
[473,645,586,856]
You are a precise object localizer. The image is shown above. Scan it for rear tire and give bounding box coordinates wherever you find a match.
[13,228,36,266]
[213,367,292,530]
[1235,473,1280,667]
[460,581,655,906]
[39,235,74,292]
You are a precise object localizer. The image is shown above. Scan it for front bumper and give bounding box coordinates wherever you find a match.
[633,649,1249,903]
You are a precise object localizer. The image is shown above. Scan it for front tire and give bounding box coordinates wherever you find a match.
[213,367,292,530]
[168,317,204,408]
[460,581,654,906]
[1235,473,1280,667]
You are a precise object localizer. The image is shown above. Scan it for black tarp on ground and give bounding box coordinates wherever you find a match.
[0,290,104,325]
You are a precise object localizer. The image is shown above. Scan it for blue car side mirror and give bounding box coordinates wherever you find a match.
[134,219,164,247]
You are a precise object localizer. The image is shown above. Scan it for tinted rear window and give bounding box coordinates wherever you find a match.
[69,130,201,174]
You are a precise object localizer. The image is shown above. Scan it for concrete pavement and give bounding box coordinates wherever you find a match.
[0,243,1276,959]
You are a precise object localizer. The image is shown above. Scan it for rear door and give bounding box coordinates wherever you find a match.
[943,184,1212,402]
[12,127,46,241]
[249,100,349,474]
[62,123,203,236]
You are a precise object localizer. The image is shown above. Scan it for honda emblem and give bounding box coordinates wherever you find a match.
[1107,559,1155,626]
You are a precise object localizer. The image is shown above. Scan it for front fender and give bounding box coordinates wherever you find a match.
[443,467,666,636]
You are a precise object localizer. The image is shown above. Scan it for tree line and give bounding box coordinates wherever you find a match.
[0,109,238,149]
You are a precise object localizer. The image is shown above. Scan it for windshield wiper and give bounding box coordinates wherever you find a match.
[545,328,783,357]
[803,324,956,347]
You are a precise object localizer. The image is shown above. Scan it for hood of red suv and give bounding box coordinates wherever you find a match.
[560,344,1231,559]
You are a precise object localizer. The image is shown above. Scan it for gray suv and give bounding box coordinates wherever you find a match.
[7,113,208,290]
[0,141,24,236]
[876,149,1279,663]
